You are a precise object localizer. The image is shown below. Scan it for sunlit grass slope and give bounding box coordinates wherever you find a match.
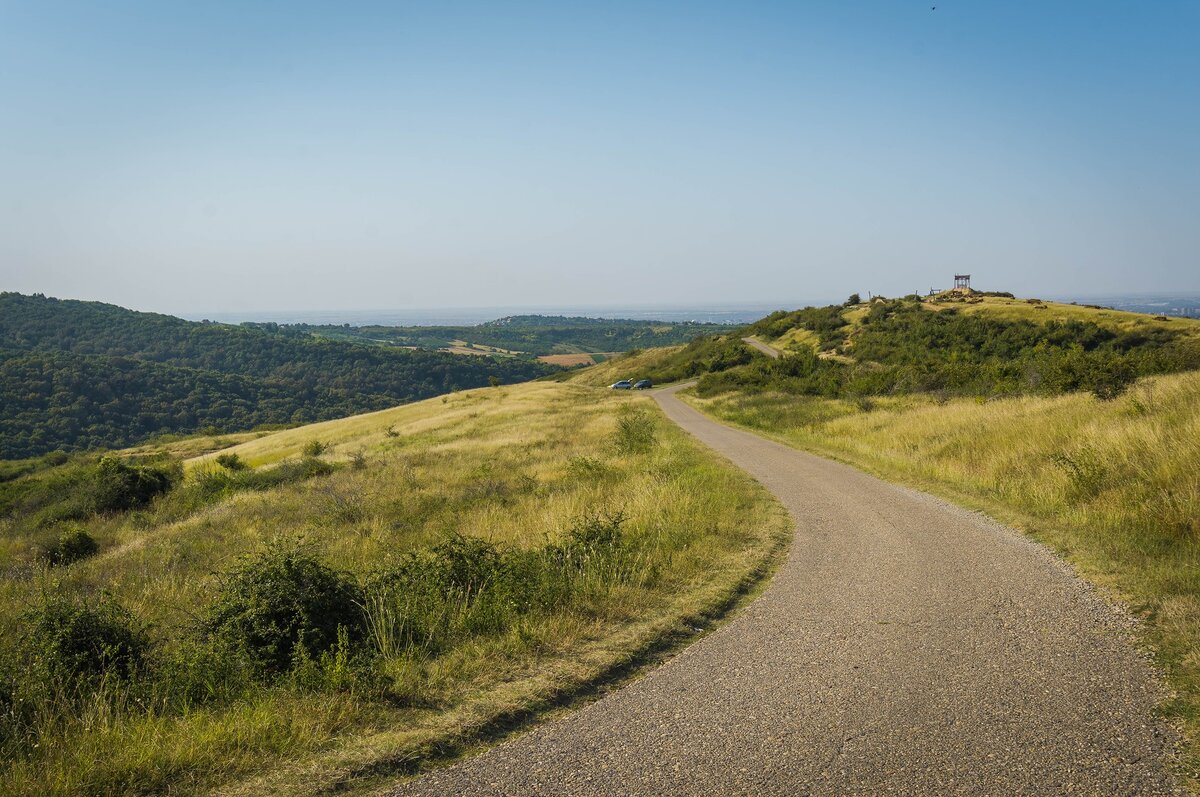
[686,370,1200,772]
[947,295,1200,334]
[0,381,788,797]
[555,345,686,387]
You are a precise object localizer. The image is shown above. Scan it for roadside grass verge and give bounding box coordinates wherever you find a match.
[0,382,788,796]
[685,370,1200,781]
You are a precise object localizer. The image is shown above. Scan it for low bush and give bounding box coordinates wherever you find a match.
[203,542,365,677]
[186,456,335,504]
[215,452,246,471]
[90,455,179,514]
[21,595,148,685]
[302,440,329,457]
[42,526,99,567]
[613,406,656,454]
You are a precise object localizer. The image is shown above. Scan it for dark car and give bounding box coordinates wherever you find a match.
[610,380,633,389]
[633,379,653,390]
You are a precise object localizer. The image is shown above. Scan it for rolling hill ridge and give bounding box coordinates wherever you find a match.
[0,293,557,458]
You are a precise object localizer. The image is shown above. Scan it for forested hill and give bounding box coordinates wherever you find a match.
[0,293,556,458]
[573,293,1200,400]
[271,314,736,356]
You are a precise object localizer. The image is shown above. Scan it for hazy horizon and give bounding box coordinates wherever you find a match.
[3,1,1198,313]
[13,288,1197,327]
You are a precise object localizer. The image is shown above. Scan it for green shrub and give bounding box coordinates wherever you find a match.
[566,455,610,480]
[22,594,148,685]
[90,455,179,513]
[363,519,631,658]
[302,440,329,457]
[612,407,656,454]
[43,526,99,567]
[215,452,246,471]
[203,542,364,676]
[1089,360,1137,401]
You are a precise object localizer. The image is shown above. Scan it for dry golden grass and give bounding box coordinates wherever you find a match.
[124,431,265,460]
[931,295,1200,336]
[1,381,788,797]
[562,346,685,387]
[769,325,819,352]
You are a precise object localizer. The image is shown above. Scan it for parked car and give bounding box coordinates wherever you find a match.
[610,380,633,389]
[633,379,653,390]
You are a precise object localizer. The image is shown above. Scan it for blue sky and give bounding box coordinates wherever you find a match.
[1,1,1197,313]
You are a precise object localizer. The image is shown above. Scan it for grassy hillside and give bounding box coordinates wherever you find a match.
[556,346,687,387]
[0,293,556,458]
[568,294,1200,400]
[0,382,788,796]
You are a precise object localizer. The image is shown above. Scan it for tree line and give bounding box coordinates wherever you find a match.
[0,293,555,458]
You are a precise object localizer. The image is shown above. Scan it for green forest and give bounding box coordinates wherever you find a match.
[0,294,557,458]
[266,314,736,355]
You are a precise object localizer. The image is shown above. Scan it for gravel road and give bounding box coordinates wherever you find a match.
[388,384,1180,796]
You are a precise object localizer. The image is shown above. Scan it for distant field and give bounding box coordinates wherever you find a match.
[0,382,788,796]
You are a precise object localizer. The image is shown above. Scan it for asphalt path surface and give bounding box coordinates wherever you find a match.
[389,384,1180,796]
[741,336,781,359]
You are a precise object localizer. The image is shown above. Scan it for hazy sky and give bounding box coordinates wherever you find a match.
[2,1,1197,314]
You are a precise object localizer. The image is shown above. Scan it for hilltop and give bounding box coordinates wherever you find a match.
[571,292,1200,400]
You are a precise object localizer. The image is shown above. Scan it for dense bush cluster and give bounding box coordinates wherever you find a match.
[0,514,639,766]
[0,454,181,528]
[613,335,755,386]
[0,293,557,457]
[745,305,849,351]
[20,595,149,686]
[205,544,365,675]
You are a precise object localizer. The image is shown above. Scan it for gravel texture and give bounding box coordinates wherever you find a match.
[388,384,1180,796]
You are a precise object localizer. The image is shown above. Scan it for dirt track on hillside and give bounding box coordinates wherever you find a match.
[741,336,781,358]
[388,384,1180,796]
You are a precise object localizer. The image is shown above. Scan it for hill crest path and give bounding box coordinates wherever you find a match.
[388,383,1180,796]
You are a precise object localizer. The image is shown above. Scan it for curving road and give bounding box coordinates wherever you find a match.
[389,384,1180,796]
